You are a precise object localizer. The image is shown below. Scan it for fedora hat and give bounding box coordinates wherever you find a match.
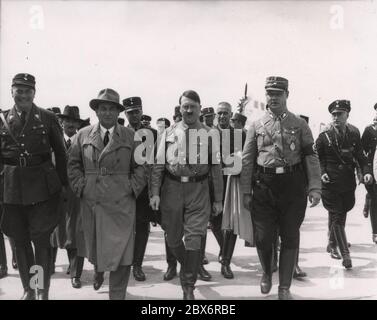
[58,105,84,122]
[89,88,125,111]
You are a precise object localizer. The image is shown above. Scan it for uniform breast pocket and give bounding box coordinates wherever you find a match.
[283,127,301,151]
[255,130,266,149]
[29,126,49,147]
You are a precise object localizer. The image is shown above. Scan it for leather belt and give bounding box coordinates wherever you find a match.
[2,154,51,167]
[257,163,302,175]
[165,170,208,183]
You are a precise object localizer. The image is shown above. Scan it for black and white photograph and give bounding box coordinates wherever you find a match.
[1,0,377,303]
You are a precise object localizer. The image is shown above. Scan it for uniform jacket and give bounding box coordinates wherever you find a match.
[151,121,223,202]
[315,123,370,192]
[240,110,321,194]
[67,123,146,272]
[361,124,377,167]
[0,104,67,205]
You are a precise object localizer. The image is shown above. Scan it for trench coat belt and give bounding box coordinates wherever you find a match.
[85,168,130,176]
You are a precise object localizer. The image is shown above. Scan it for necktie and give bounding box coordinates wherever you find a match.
[103,130,110,147]
[67,138,71,149]
[20,111,26,127]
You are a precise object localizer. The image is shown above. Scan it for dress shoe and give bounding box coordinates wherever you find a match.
[342,255,352,270]
[373,234,377,244]
[198,265,212,281]
[71,277,82,289]
[278,288,293,300]
[260,273,272,294]
[202,255,209,265]
[163,264,177,281]
[0,266,8,279]
[184,287,195,300]
[329,246,341,260]
[133,265,146,281]
[293,265,307,279]
[93,273,104,291]
[221,264,234,279]
[20,290,36,300]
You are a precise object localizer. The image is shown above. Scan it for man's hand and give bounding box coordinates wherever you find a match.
[150,195,160,211]
[308,190,321,208]
[321,173,330,184]
[364,174,373,185]
[243,193,252,210]
[212,201,223,216]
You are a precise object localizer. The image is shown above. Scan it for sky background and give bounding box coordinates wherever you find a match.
[1,0,377,136]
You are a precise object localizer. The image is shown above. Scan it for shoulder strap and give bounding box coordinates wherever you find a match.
[324,131,346,165]
[0,110,20,146]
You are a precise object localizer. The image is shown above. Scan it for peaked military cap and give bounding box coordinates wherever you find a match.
[123,96,142,112]
[265,76,288,92]
[90,88,124,111]
[328,100,351,114]
[202,107,215,116]
[157,117,171,127]
[12,73,36,89]
[141,114,152,121]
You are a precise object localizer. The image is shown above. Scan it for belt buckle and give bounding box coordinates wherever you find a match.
[181,176,189,183]
[100,167,107,176]
[19,156,27,167]
[275,167,285,174]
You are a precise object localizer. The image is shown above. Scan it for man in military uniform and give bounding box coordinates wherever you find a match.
[201,107,216,128]
[173,105,182,124]
[361,105,377,244]
[124,97,158,282]
[316,100,372,269]
[0,73,67,300]
[141,114,152,128]
[150,90,223,300]
[241,76,321,300]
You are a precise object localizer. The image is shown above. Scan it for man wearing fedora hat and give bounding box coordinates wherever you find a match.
[0,73,68,300]
[68,89,146,300]
[50,106,86,288]
[316,100,372,270]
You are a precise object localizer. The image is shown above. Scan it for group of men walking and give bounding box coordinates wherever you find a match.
[0,72,376,300]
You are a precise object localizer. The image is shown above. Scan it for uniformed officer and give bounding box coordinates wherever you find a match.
[0,73,68,300]
[56,106,86,288]
[150,90,223,300]
[241,76,321,300]
[316,100,372,269]
[141,114,152,128]
[361,105,377,244]
[202,107,216,128]
[230,113,247,131]
[173,105,182,123]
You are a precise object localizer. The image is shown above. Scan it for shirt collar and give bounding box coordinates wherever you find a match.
[100,124,115,135]
[64,133,72,142]
[267,109,288,121]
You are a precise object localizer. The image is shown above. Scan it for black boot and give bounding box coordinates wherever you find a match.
[170,242,187,298]
[333,225,352,269]
[183,250,201,300]
[272,236,279,273]
[198,235,211,281]
[363,193,371,218]
[257,248,273,294]
[9,237,18,269]
[293,251,307,279]
[201,234,209,265]
[15,242,35,300]
[210,216,224,262]
[34,246,52,300]
[132,222,149,281]
[221,231,237,279]
[164,263,177,281]
[278,248,297,300]
[50,247,58,275]
[0,232,8,279]
[164,236,177,281]
[327,214,342,260]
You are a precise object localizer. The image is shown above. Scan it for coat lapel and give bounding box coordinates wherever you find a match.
[86,123,104,153]
[98,125,123,164]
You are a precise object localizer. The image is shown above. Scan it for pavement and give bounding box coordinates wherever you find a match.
[1,186,377,300]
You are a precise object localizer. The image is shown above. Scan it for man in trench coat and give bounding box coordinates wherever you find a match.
[67,88,146,300]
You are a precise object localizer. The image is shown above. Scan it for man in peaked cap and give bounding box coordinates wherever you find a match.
[173,105,182,123]
[316,100,372,270]
[141,114,152,128]
[361,106,377,244]
[241,76,321,299]
[68,88,146,300]
[50,106,86,288]
[123,96,159,282]
[0,73,67,300]
[202,107,216,128]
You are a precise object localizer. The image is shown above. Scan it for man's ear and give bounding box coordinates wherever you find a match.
[286,90,289,98]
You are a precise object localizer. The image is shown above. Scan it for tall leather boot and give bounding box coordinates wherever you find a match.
[272,232,279,273]
[170,242,187,299]
[132,222,149,281]
[210,216,224,262]
[0,232,8,279]
[163,234,177,281]
[9,237,18,269]
[327,213,341,259]
[257,247,273,294]
[50,247,58,275]
[109,265,131,300]
[16,242,35,300]
[201,233,209,264]
[363,193,371,218]
[333,224,352,269]
[221,231,237,279]
[278,247,297,300]
[183,250,201,300]
[198,235,211,281]
[34,246,52,300]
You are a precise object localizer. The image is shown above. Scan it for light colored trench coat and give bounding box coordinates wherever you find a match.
[67,123,146,272]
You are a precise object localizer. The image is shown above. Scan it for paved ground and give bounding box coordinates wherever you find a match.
[1,186,377,300]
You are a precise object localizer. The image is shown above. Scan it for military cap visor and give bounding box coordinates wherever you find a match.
[328,100,351,114]
[12,73,36,89]
[141,115,152,121]
[123,97,142,113]
[265,76,288,92]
